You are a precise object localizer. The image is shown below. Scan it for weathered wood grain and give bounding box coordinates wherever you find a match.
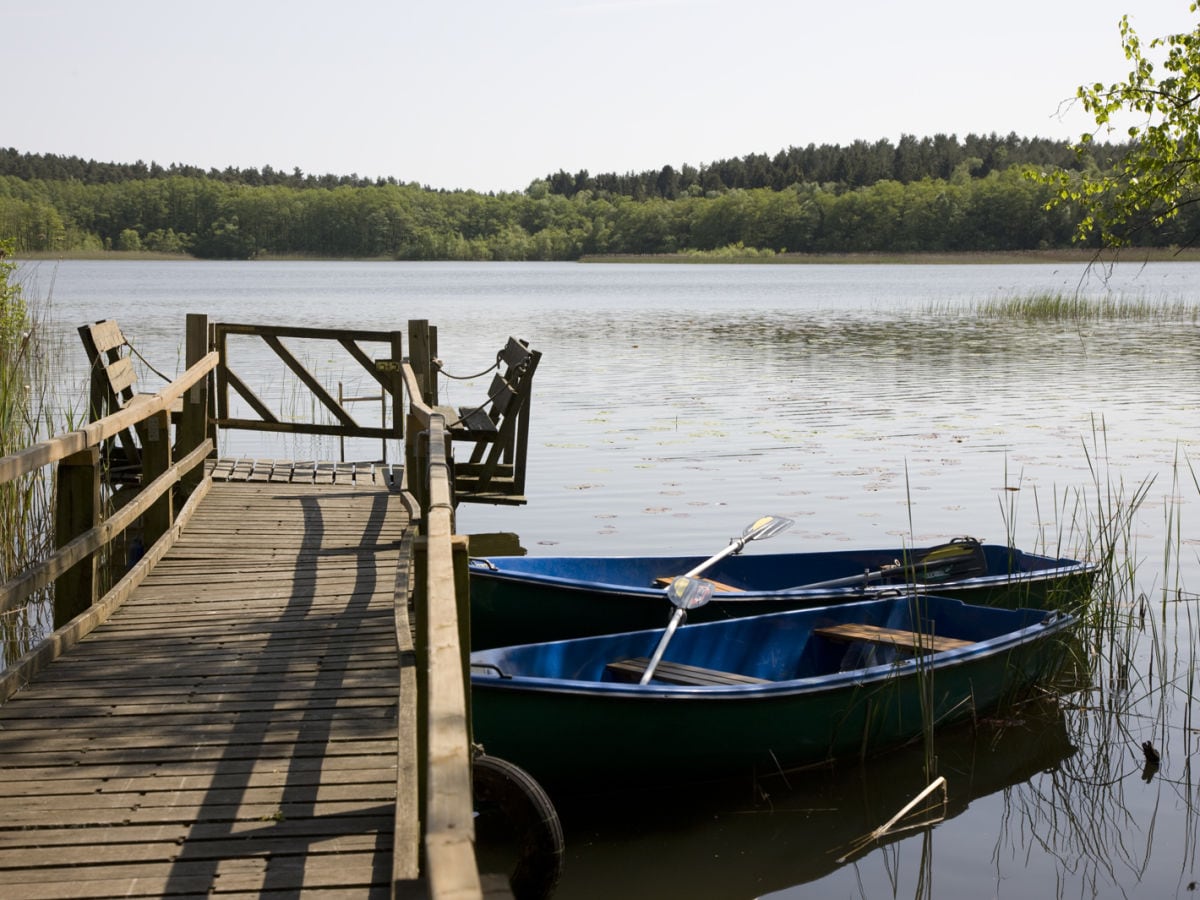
[0,474,412,897]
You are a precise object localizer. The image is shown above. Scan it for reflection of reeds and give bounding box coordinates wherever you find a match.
[837,776,947,863]
[868,414,1196,896]
[985,427,1200,896]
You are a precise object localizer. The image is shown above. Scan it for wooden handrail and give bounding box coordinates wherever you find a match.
[418,413,479,896]
[400,360,433,427]
[1,314,216,699]
[396,325,485,895]
[0,350,218,486]
[0,438,212,615]
[4,316,487,895]
[0,469,214,704]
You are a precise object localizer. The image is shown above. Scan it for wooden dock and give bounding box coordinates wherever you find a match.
[0,317,546,898]
[0,465,413,897]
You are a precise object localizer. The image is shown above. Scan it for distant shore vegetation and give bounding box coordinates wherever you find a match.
[1,135,1194,262]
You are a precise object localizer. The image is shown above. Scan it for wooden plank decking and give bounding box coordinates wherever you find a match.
[0,462,412,898]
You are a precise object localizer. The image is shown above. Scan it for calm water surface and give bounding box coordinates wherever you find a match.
[25,259,1200,898]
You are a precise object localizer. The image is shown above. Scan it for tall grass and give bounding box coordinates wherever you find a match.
[960,292,1200,323]
[988,424,1200,895]
[0,246,60,669]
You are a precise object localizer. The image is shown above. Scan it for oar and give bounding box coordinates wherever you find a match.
[684,514,795,580]
[640,516,794,684]
[793,566,897,590]
[792,538,988,591]
[639,576,714,685]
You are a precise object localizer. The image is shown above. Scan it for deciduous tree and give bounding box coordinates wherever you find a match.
[1044,4,1200,247]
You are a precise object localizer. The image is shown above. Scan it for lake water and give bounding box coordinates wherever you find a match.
[21,257,1200,898]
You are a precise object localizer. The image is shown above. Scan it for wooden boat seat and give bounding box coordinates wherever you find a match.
[607,657,769,686]
[651,576,743,593]
[813,623,974,654]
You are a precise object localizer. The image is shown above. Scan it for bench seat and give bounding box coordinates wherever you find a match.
[652,575,743,593]
[813,622,974,654]
[607,657,769,686]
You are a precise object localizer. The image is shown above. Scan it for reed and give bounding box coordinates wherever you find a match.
[965,292,1200,323]
[982,427,1200,896]
[0,249,67,668]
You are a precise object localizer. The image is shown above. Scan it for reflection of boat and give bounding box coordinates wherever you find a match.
[545,699,1077,899]
[470,594,1075,788]
[469,538,1095,649]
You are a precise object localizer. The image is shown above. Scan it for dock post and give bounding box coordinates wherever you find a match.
[390,329,405,445]
[179,313,210,500]
[452,532,471,738]
[407,319,438,408]
[141,408,173,547]
[53,447,100,627]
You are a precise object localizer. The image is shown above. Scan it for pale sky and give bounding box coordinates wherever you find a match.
[6,1,1197,193]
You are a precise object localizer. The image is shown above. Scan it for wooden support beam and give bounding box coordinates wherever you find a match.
[52,447,100,627]
[390,329,405,442]
[179,313,209,499]
[141,408,173,548]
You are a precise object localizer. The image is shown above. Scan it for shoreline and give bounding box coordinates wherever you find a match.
[580,248,1200,265]
[16,248,1200,265]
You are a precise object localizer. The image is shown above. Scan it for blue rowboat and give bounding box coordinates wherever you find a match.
[470,593,1076,789]
[469,537,1095,649]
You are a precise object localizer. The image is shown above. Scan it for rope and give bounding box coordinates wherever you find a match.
[445,378,505,429]
[124,339,173,383]
[444,357,528,429]
[435,349,502,381]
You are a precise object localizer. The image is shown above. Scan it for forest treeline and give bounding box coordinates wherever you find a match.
[541,132,1122,199]
[0,135,1183,261]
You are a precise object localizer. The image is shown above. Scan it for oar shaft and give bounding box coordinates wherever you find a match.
[794,568,889,590]
[682,515,793,580]
[683,539,744,579]
[639,608,685,685]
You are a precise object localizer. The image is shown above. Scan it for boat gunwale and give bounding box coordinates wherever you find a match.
[469,609,1077,700]
[468,557,1099,600]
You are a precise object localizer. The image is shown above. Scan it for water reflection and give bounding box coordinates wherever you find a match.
[462,300,1198,563]
[545,700,1074,899]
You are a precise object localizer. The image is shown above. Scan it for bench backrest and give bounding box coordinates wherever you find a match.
[472,337,540,465]
[449,336,541,504]
[78,320,143,479]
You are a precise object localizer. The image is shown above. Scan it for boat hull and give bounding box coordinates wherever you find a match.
[469,542,1094,649]
[470,595,1075,788]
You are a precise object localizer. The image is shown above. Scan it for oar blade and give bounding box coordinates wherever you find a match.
[745,514,794,543]
[665,575,714,611]
[684,515,795,579]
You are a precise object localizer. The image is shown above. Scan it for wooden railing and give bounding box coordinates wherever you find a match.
[395,319,482,897]
[212,322,405,445]
[0,315,487,898]
[0,314,216,701]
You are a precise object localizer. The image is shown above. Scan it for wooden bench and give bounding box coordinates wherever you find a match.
[435,336,541,505]
[813,623,974,654]
[79,320,179,486]
[607,657,769,686]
